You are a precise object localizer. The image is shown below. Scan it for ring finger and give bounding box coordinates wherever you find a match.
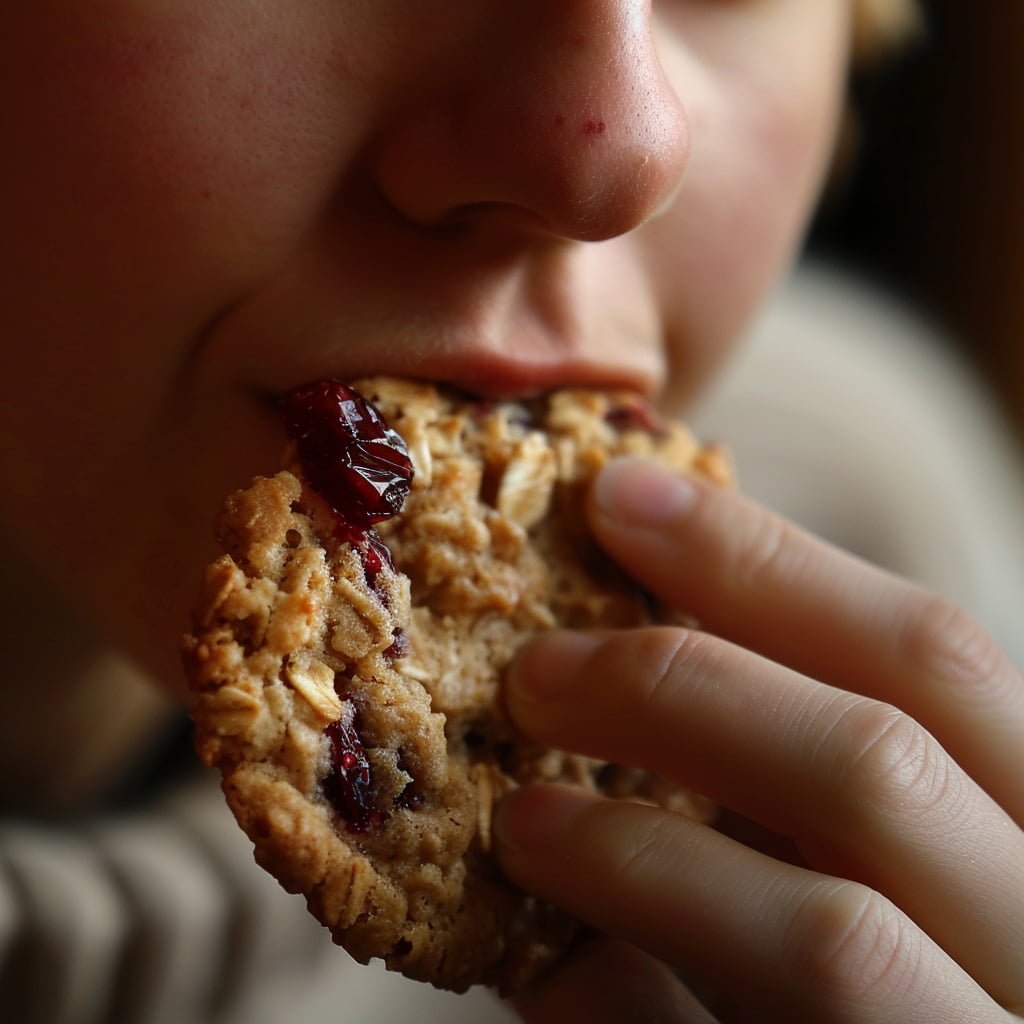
[496,783,1005,1023]
[505,626,1024,1010]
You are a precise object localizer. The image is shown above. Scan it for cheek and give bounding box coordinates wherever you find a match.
[0,6,350,379]
[649,37,847,405]
[696,77,839,309]
[0,4,356,494]
[0,5,363,681]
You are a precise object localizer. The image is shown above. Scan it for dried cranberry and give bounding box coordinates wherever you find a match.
[323,702,380,832]
[333,519,394,589]
[360,532,394,585]
[604,397,664,436]
[281,381,414,527]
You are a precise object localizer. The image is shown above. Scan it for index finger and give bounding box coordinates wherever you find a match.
[586,458,1024,821]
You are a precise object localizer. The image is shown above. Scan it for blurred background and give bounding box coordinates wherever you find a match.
[695,0,1024,672]
[814,0,1024,442]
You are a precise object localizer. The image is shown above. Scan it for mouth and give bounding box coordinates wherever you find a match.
[281,343,659,400]
[225,334,665,433]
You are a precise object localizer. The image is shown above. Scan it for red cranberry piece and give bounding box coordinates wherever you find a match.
[360,532,394,585]
[281,381,414,526]
[323,702,380,833]
[333,520,394,590]
[604,397,664,436]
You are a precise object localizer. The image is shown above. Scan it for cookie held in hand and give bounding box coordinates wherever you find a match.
[181,378,729,992]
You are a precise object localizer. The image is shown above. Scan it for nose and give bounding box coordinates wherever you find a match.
[373,0,689,243]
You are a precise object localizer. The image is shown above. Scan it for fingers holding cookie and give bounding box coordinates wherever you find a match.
[585,457,1024,823]
[504,626,1024,1010]
[497,456,1024,1017]
[495,783,1006,1023]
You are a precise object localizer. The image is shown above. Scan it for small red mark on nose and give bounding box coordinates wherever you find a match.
[583,120,606,136]
[553,114,566,127]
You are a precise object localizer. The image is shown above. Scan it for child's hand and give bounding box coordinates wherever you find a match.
[497,458,1024,1023]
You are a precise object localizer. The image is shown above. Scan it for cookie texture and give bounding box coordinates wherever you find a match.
[182,379,729,992]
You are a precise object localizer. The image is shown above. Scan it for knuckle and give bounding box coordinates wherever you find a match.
[617,813,692,883]
[729,505,806,593]
[899,592,1008,696]
[636,626,717,713]
[823,698,955,822]
[786,884,921,1006]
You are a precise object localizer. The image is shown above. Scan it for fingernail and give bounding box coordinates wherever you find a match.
[592,458,696,528]
[508,631,602,703]
[494,785,594,853]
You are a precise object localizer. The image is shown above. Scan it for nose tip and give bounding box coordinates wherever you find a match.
[528,77,690,242]
[374,2,690,243]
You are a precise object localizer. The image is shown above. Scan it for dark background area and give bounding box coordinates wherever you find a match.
[809,0,1024,439]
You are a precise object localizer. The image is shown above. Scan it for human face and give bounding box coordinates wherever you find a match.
[0,1,850,692]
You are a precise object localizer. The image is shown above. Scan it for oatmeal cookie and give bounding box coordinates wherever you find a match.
[182,378,729,993]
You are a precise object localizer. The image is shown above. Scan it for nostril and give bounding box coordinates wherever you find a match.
[434,201,557,238]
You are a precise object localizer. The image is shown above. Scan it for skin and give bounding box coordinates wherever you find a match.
[0,0,843,691]
[0,0,1020,1019]
[500,462,1024,1020]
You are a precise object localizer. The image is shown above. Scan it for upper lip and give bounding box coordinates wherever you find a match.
[207,317,665,406]
[193,246,665,404]
[270,345,661,401]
